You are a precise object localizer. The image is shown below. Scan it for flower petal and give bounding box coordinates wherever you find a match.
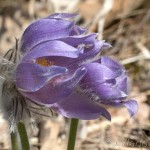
[16,62,67,92]
[17,67,87,104]
[47,13,87,35]
[78,41,111,65]
[20,18,74,53]
[80,62,127,100]
[50,91,111,120]
[96,83,127,100]
[22,40,82,62]
[61,41,110,68]
[70,25,87,36]
[26,41,110,70]
[100,56,124,72]
[59,33,97,47]
[81,62,122,87]
[122,100,138,117]
[116,75,128,95]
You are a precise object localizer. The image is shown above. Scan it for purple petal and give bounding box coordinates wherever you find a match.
[82,62,121,85]
[22,40,81,62]
[47,13,87,36]
[18,67,87,104]
[59,33,97,47]
[100,56,124,72]
[103,42,112,48]
[20,18,74,53]
[79,41,111,64]
[122,100,138,117]
[64,41,110,68]
[16,62,67,91]
[96,83,127,100]
[50,92,111,120]
[24,41,110,70]
[116,75,128,95]
[56,67,87,94]
[70,25,87,36]
[79,62,127,101]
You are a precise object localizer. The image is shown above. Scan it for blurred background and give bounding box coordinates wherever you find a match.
[0,0,150,149]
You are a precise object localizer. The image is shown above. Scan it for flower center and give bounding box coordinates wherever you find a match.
[36,58,54,66]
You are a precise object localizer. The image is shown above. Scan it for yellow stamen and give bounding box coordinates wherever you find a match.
[36,58,54,66]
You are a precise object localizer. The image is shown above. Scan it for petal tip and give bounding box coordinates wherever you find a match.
[124,100,138,117]
[101,109,111,121]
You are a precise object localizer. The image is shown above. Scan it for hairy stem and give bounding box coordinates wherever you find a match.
[17,121,30,150]
[11,132,19,150]
[67,118,79,150]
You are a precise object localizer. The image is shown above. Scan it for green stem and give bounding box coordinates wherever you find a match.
[67,118,79,150]
[11,132,19,150]
[17,121,30,150]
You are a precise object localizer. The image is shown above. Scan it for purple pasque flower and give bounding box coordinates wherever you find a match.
[16,13,138,120]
